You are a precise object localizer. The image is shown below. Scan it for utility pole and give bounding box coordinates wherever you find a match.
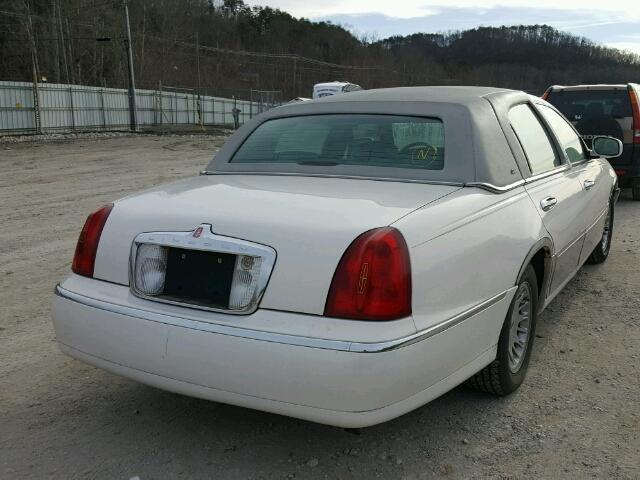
[122,0,137,131]
[292,58,297,97]
[56,0,70,84]
[24,2,41,133]
[65,18,75,84]
[51,0,60,83]
[196,31,203,127]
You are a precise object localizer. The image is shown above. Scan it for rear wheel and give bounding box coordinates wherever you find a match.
[632,187,640,201]
[466,265,538,396]
[586,202,613,264]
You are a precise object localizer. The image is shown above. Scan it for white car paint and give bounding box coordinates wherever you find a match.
[95,176,460,315]
[51,87,618,427]
[53,277,514,427]
[395,186,546,333]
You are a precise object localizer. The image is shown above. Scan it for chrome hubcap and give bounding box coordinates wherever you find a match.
[601,209,611,251]
[508,283,532,373]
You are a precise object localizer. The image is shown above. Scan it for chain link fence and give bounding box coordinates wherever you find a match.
[0,80,282,135]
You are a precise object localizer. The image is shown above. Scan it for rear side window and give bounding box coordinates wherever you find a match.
[231,114,445,170]
[509,104,560,174]
[538,105,587,163]
[546,89,632,122]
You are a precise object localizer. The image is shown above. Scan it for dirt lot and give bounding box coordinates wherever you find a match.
[1,134,638,479]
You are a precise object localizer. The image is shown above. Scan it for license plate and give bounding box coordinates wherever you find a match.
[163,248,236,308]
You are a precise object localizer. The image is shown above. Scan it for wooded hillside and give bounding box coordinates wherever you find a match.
[2,0,639,99]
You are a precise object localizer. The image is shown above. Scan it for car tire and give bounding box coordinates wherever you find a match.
[632,187,640,201]
[586,202,613,265]
[465,264,538,396]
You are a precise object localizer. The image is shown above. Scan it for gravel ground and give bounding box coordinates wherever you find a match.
[1,134,639,479]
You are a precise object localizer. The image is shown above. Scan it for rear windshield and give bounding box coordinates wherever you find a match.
[230,114,445,170]
[547,89,632,122]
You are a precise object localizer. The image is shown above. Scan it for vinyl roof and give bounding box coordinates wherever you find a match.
[206,85,528,188]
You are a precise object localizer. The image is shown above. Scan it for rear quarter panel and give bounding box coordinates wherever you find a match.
[394,186,547,338]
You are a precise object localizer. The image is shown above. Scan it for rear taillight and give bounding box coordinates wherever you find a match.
[324,227,411,321]
[72,204,113,277]
[629,86,640,144]
[541,88,551,100]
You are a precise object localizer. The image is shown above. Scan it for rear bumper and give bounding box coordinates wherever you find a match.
[52,280,511,427]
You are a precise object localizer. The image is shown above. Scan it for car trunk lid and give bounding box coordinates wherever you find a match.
[94,174,460,315]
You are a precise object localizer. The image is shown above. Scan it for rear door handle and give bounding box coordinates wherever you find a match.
[540,197,557,211]
[584,179,595,190]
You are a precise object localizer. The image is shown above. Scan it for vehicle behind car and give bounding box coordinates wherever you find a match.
[543,84,640,200]
[312,81,362,99]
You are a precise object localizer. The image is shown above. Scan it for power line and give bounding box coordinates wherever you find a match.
[143,35,394,73]
[2,36,121,41]
[0,8,96,29]
[76,0,118,8]
[2,7,392,73]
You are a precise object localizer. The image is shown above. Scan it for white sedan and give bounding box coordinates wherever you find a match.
[52,87,621,427]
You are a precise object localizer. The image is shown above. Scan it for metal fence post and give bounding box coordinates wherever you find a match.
[158,81,163,126]
[185,93,190,125]
[31,78,41,134]
[174,90,177,124]
[100,87,106,128]
[68,85,75,130]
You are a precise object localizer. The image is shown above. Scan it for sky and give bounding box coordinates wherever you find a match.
[245,1,640,55]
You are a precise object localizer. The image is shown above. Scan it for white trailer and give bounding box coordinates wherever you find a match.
[312,81,362,99]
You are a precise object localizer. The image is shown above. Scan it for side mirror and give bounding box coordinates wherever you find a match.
[592,136,623,158]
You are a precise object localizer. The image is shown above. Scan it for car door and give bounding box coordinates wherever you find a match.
[508,103,585,298]
[535,103,611,265]
[575,159,611,264]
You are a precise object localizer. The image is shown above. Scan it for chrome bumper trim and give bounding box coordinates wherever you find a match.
[349,291,507,352]
[54,285,507,354]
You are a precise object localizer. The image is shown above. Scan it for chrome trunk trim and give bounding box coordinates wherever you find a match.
[129,224,277,315]
[199,171,465,188]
